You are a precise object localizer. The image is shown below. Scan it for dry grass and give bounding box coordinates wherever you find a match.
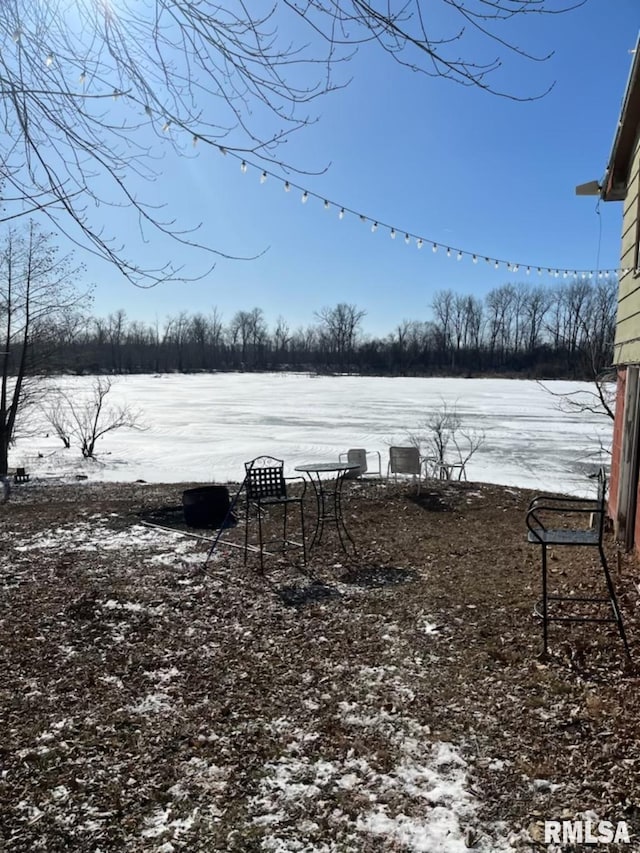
[1,477,640,851]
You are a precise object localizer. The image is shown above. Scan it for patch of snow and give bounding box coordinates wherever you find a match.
[127,692,174,715]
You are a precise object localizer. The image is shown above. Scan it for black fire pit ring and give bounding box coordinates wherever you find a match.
[182,485,231,528]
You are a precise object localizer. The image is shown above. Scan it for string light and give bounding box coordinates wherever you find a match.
[80,71,87,84]
[162,120,171,132]
[45,54,54,67]
[237,155,621,278]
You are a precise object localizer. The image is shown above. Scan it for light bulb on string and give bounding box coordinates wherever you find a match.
[446,248,451,257]
[260,171,267,184]
[390,228,396,239]
[360,215,366,223]
[513,265,519,273]
[219,146,227,156]
[80,71,87,84]
[192,136,198,147]
[324,200,330,210]
[432,243,437,253]
[301,191,308,204]
[526,267,531,275]
[162,120,171,132]
[371,222,378,233]
[457,251,463,261]
[416,239,423,249]
[472,255,478,264]
[485,257,491,264]
[284,181,291,192]
[339,208,345,220]
[404,234,410,245]
[494,260,499,269]
[45,54,54,67]
[537,268,542,275]
[240,161,247,173]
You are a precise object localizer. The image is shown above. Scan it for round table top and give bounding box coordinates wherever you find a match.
[294,462,361,474]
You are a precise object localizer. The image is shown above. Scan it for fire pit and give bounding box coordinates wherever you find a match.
[182,485,231,528]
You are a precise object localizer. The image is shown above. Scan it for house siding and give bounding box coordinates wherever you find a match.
[613,132,640,365]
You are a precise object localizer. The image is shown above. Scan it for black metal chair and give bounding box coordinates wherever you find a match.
[243,456,306,572]
[526,468,631,660]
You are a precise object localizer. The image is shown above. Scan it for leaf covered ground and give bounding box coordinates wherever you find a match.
[1,477,640,852]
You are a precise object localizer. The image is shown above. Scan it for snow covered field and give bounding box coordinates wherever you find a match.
[13,374,612,495]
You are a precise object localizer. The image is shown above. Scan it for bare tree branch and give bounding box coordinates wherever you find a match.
[0,1,582,287]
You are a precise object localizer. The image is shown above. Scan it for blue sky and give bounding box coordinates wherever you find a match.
[40,2,640,336]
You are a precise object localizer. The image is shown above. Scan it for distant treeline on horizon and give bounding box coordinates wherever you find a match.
[31,280,614,381]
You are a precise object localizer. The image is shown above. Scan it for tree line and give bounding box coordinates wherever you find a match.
[0,223,616,476]
[38,279,616,380]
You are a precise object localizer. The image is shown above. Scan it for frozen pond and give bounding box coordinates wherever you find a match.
[14,374,613,496]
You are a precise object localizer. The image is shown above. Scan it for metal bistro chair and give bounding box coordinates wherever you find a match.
[339,448,383,480]
[526,468,631,660]
[243,456,306,572]
[387,446,424,494]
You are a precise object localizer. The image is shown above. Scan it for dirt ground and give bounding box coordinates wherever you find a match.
[1,476,640,852]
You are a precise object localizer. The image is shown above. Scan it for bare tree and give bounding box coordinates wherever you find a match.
[0,221,84,481]
[408,400,485,478]
[315,303,366,370]
[47,377,145,459]
[44,397,72,448]
[0,1,582,286]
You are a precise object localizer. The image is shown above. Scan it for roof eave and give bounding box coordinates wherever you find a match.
[602,33,640,202]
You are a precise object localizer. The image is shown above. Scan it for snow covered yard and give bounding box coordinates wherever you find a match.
[10,374,612,496]
[1,478,639,851]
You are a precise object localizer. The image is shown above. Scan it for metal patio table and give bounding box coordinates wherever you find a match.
[294,461,360,555]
